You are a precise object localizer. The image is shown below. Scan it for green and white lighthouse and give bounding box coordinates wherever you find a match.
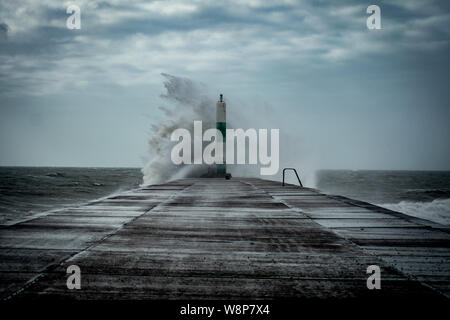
[216,94,226,175]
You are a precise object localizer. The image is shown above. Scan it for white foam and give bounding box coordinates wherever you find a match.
[379,198,450,226]
[141,73,216,186]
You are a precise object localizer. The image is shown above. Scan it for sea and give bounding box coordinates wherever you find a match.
[0,167,142,225]
[316,170,450,226]
[0,167,449,226]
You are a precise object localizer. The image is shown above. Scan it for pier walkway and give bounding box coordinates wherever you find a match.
[1,178,449,300]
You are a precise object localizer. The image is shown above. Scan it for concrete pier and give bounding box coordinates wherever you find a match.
[0,178,449,300]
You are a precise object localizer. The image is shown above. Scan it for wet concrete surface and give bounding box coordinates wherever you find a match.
[0,178,449,300]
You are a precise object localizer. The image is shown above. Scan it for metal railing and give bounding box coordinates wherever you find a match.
[282,168,303,187]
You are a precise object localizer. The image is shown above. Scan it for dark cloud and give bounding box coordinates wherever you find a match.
[0,0,449,168]
[0,22,8,39]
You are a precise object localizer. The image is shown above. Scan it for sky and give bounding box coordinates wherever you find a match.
[0,0,449,172]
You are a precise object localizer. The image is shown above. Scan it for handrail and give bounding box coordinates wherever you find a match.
[282,168,303,187]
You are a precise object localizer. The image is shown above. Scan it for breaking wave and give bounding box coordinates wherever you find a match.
[379,198,450,226]
[141,73,216,186]
[140,73,317,186]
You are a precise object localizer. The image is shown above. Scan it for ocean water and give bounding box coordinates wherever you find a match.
[0,167,449,226]
[316,170,450,226]
[0,167,142,225]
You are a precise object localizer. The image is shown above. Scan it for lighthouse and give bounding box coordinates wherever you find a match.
[216,94,227,176]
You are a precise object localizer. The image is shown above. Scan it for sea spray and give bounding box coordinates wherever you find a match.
[141,73,216,185]
[141,73,317,186]
[380,199,450,226]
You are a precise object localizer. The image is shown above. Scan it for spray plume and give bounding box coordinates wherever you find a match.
[141,73,215,185]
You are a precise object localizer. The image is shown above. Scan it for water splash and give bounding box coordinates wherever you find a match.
[141,73,216,185]
[380,199,450,226]
[141,73,315,186]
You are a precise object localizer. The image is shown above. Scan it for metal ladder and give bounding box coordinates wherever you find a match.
[282,168,303,187]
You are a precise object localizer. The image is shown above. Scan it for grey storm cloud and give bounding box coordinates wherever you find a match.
[0,0,448,96]
[0,0,449,170]
[0,22,8,39]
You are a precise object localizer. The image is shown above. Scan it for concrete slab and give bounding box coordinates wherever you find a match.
[1,178,448,300]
